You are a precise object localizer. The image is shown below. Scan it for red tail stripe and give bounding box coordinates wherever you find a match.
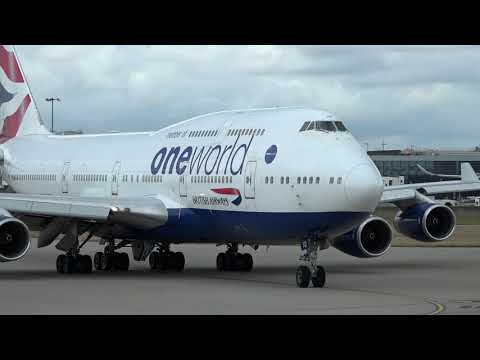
[0,94,31,144]
[0,46,24,83]
[211,188,241,196]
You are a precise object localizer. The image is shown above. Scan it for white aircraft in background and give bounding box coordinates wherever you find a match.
[0,45,479,288]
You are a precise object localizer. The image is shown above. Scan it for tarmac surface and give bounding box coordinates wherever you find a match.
[1,243,480,314]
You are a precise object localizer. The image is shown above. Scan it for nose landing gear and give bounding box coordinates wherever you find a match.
[296,237,327,288]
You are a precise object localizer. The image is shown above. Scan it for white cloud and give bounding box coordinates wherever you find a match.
[14,45,480,149]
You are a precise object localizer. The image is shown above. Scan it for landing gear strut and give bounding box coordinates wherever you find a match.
[94,240,130,272]
[296,238,327,288]
[148,243,185,271]
[216,243,253,272]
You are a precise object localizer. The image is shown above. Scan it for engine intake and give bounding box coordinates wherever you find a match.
[0,215,30,262]
[331,217,393,258]
[394,203,455,242]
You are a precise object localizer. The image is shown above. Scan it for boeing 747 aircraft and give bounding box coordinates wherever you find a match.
[0,45,479,288]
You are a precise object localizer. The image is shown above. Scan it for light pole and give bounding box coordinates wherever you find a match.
[45,98,60,133]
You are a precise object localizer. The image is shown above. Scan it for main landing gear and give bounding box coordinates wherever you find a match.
[94,240,130,271]
[296,238,327,288]
[56,252,93,274]
[148,243,185,271]
[216,243,253,272]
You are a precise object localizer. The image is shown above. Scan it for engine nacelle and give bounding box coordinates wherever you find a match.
[394,203,456,242]
[0,214,30,262]
[331,217,393,258]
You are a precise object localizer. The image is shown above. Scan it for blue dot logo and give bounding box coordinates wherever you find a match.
[265,145,277,164]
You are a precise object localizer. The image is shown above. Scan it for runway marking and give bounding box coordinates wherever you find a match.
[425,300,445,315]
[328,286,447,315]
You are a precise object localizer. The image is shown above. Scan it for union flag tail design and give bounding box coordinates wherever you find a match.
[0,45,49,144]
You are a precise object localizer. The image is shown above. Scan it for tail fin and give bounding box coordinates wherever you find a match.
[0,45,49,144]
[461,163,479,182]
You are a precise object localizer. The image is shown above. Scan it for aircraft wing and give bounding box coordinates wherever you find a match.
[380,163,480,209]
[0,193,170,230]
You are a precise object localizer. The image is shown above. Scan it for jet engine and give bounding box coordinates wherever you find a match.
[394,203,455,242]
[331,216,393,258]
[0,213,30,262]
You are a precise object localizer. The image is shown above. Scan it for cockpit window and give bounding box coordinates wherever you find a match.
[334,121,348,132]
[315,121,336,132]
[300,121,310,132]
[300,120,348,133]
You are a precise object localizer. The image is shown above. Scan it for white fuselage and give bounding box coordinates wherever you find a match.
[1,108,384,245]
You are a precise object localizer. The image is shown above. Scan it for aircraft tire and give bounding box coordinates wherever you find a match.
[216,253,226,271]
[242,253,253,272]
[116,253,129,271]
[149,251,159,270]
[158,252,169,271]
[174,252,185,271]
[79,255,93,274]
[94,252,104,271]
[311,266,326,288]
[102,254,114,271]
[63,255,76,274]
[296,266,311,288]
[56,254,66,273]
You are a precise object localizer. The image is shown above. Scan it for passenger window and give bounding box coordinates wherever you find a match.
[270,176,274,184]
[329,177,334,184]
[309,177,313,184]
[316,177,320,184]
[265,177,268,184]
[286,177,290,184]
[280,176,284,184]
[337,177,342,185]
[303,177,307,184]
[297,177,301,184]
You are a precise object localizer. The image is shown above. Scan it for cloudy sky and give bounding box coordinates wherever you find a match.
[16,45,480,151]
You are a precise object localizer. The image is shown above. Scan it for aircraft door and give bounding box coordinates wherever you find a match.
[61,162,70,194]
[244,161,256,199]
[111,161,121,196]
[179,174,187,197]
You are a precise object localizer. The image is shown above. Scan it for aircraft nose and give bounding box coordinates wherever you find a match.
[344,163,384,212]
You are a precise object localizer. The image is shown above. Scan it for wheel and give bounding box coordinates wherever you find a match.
[223,253,233,271]
[63,255,76,274]
[115,252,129,271]
[158,252,169,271]
[102,253,114,271]
[296,266,311,288]
[311,266,326,288]
[94,252,104,271]
[149,251,159,270]
[216,253,226,271]
[56,254,65,273]
[241,253,253,272]
[78,255,93,274]
[174,252,185,271]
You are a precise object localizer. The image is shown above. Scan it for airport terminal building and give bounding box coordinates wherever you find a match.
[368,149,480,198]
